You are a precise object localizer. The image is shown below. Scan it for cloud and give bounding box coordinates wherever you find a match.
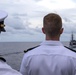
[72,0,76,2]
[12,13,27,17]
[31,26,42,33]
[37,0,76,10]
[5,16,25,29]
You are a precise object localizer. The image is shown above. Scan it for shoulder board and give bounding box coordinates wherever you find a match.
[64,46,76,53]
[24,45,76,53]
[0,57,6,62]
[24,45,40,53]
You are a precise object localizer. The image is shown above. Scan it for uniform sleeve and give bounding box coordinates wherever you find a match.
[20,54,28,75]
[0,60,22,75]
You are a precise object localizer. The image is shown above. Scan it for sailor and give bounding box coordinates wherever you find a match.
[0,10,22,75]
[20,13,76,75]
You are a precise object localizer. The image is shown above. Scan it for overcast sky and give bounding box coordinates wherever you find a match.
[0,0,76,42]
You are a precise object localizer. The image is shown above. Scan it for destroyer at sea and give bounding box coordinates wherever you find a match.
[69,32,76,48]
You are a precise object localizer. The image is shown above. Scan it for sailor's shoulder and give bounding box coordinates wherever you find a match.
[24,45,40,53]
[0,57,6,62]
[63,46,76,59]
[64,46,76,53]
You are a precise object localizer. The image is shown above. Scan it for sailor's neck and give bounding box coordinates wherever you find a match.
[46,36,60,41]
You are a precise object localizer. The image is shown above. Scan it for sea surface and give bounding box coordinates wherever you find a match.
[0,42,70,71]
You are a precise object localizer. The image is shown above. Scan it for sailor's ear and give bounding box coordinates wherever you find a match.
[42,27,45,34]
[60,28,64,34]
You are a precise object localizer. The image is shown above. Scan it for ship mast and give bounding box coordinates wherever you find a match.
[71,32,73,41]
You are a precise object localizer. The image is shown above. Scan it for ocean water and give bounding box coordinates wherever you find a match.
[0,42,69,71]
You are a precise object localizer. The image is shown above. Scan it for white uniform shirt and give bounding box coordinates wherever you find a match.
[0,60,22,75]
[20,41,76,75]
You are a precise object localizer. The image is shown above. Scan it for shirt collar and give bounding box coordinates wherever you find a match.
[40,40,63,46]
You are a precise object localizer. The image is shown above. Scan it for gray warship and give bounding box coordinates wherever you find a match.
[69,32,76,48]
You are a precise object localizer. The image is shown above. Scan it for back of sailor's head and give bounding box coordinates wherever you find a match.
[43,13,62,37]
[0,10,8,33]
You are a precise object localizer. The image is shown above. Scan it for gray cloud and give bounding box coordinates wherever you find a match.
[32,26,42,33]
[63,17,71,22]
[12,13,27,17]
[5,17,25,30]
